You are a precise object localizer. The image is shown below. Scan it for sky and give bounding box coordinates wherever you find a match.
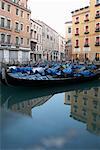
[28,0,89,37]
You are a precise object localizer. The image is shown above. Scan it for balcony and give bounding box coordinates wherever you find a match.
[31,38,37,43]
[75,33,79,36]
[0,42,12,47]
[0,24,12,31]
[15,44,20,48]
[84,31,89,34]
[75,46,79,48]
[75,21,79,24]
[95,42,100,46]
[84,44,89,47]
[15,28,20,33]
[95,28,100,32]
[84,19,89,22]
[95,14,100,19]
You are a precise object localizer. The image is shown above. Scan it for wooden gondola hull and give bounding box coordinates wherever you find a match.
[4,72,100,87]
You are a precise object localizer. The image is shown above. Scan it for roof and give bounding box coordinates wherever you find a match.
[71,6,89,14]
[65,21,72,24]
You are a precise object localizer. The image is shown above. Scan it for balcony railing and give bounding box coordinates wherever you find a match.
[95,42,100,46]
[95,28,100,32]
[75,21,79,24]
[75,46,79,48]
[15,28,20,33]
[95,14,100,19]
[15,44,20,48]
[75,33,79,36]
[0,42,12,47]
[84,31,89,34]
[84,44,89,47]
[31,38,37,43]
[0,24,12,30]
[84,19,89,22]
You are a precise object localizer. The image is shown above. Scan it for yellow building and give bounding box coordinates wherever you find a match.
[64,87,100,135]
[71,0,100,61]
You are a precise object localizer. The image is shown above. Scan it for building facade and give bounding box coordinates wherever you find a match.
[40,21,59,61]
[65,21,72,60]
[9,95,52,116]
[71,0,100,61]
[30,19,42,62]
[64,87,100,135]
[37,20,65,62]
[0,0,31,64]
[58,35,65,61]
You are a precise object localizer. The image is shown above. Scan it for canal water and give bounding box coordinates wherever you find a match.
[0,80,100,150]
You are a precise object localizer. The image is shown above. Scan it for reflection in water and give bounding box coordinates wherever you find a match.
[0,81,100,149]
[64,87,100,135]
[0,83,54,116]
[10,95,53,116]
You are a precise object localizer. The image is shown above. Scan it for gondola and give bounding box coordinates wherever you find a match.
[2,68,100,87]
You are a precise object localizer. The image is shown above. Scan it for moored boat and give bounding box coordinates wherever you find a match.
[1,63,100,87]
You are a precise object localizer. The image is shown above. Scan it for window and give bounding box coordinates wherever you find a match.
[74,105,78,113]
[95,23,100,31]
[27,39,29,45]
[37,45,38,51]
[68,27,71,33]
[95,36,100,46]
[82,109,87,116]
[67,95,70,101]
[34,31,36,39]
[37,34,39,41]
[1,18,5,27]
[21,11,23,17]
[1,34,5,43]
[75,39,79,47]
[85,26,89,33]
[21,24,23,31]
[27,14,30,19]
[7,5,11,12]
[16,8,19,15]
[1,2,5,10]
[7,35,11,44]
[84,38,89,47]
[84,90,87,94]
[16,37,19,45]
[86,26,89,31]
[85,14,89,21]
[7,19,11,29]
[40,35,42,42]
[95,53,100,60]
[15,22,19,31]
[50,36,52,40]
[96,10,100,18]
[21,38,23,44]
[27,26,29,32]
[75,17,79,24]
[47,35,49,39]
[74,95,78,102]
[96,0,100,4]
[75,28,79,35]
